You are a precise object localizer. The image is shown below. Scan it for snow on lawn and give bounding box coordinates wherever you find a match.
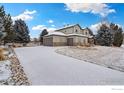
[122,44,124,48]
[0,60,11,81]
[15,46,124,85]
[56,45,124,72]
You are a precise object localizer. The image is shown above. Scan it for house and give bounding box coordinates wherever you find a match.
[43,24,94,46]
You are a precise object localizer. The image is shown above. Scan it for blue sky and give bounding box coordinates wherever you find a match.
[0,3,124,38]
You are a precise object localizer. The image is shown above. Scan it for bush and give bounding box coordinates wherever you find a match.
[39,29,48,43]
[113,30,123,47]
[95,23,124,47]
[95,24,112,46]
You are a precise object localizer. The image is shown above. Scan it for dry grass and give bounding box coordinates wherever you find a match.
[2,48,8,51]
[13,45,20,48]
[12,44,23,48]
[76,46,97,50]
[56,46,124,72]
[0,48,5,61]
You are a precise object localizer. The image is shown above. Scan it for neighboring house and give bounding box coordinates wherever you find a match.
[43,24,94,46]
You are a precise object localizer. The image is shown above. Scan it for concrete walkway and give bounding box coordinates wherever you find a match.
[15,46,124,85]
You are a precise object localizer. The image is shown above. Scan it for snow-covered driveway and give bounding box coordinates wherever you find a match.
[15,46,124,85]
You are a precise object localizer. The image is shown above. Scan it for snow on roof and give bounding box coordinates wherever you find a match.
[56,24,81,31]
[68,33,87,37]
[45,31,66,36]
[57,24,75,30]
[67,33,93,38]
[45,32,93,38]
[68,33,81,35]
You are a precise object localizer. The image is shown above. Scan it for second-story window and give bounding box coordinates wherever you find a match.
[75,29,77,33]
[85,31,87,35]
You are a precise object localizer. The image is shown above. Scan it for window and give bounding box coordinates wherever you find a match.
[85,31,87,35]
[75,29,78,33]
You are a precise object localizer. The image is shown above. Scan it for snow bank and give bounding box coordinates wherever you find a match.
[0,60,11,81]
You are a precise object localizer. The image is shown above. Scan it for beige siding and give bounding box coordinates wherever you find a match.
[74,25,82,34]
[43,35,90,46]
[68,36,89,46]
[57,27,74,34]
[57,25,82,34]
[82,29,90,35]
[53,36,67,46]
[80,37,88,45]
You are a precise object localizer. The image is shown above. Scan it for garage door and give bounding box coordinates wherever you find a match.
[43,37,53,46]
[67,38,73,46]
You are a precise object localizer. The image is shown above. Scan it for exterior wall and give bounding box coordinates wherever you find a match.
[68,36,78,46]
[57,25,82,35]
[79,37,88,45]
[53,36,67,46]
[82,29,90,35]
[68,36,89,46]
[57,27,74,34]
[43,35,90,46]
[75,36,88,46]
[73,25,82,34]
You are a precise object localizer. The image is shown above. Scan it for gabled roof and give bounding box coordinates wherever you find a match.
[84,27,94,35]
[55,24,82,31]
[44,32,93,38]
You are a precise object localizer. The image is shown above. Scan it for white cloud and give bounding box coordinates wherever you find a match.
[48,27,56,31]
[89,22,123,34]
[32,25,47,31]
[48,19,54,23]
[24,9,36,15]
[65,3,115,17]
[51,24,55,27]
[32,25,56,33]
[89,23,102,34]
[12,9,37,21]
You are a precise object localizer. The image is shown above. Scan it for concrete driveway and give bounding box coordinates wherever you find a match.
[15,46,124,85]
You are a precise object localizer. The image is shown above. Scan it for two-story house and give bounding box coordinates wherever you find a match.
[43,24,94,46]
